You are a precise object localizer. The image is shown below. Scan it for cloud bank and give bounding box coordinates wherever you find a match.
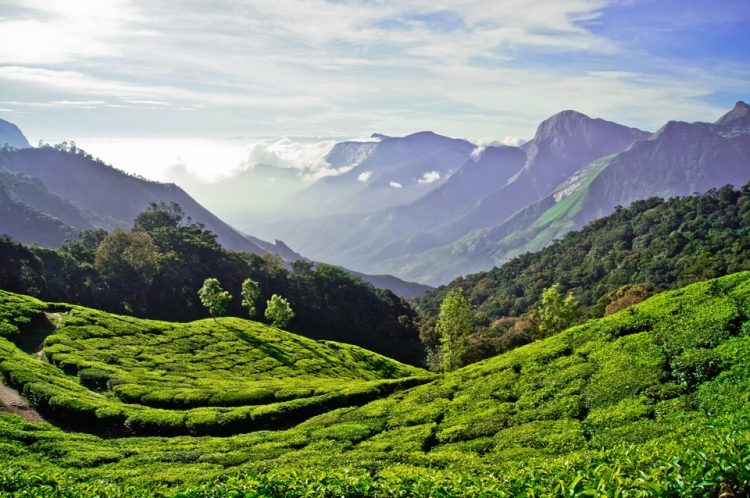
[0,0,746,146]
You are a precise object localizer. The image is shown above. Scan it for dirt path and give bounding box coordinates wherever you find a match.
[0,379,45,423]
[0,311,63,423]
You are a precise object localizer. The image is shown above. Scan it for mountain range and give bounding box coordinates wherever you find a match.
[0,122,430,298]
[3,102,748,290]
[255,102,750,285]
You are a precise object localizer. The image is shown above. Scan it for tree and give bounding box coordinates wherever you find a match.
[536,283,580,337]
[265,294,294,328]
[94,229,160,313]
[94,229,159,283]
[604,284,650,316]
[133,202,186,232]
[240,278,261,317]
[198,278,232,319]
[435,288,474,372]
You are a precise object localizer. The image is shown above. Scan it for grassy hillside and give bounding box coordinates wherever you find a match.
[0,291,429,436]
[1,272,749,495]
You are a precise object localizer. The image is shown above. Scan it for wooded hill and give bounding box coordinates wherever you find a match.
[414,184,750,367]
[0,204,424,365]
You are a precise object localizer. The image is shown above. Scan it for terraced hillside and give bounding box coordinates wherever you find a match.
[0,292,430,436]
[1,272,749,495]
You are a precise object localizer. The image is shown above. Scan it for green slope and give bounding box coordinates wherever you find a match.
[0,291,430,436]
[417,184,750,324]
[1,272,749,495]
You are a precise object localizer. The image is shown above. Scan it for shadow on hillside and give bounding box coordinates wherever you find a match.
[9,308,67,355]
[229,325,295,366]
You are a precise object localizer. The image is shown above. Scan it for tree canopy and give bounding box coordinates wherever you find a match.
[265,294,294,328]
[198,278,232,318]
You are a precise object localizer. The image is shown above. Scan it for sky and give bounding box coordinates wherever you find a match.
[0,0,748,181]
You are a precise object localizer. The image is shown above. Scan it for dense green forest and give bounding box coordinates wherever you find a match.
[0,203,423,364]
[417,184,750,367]
[0,272,748,495]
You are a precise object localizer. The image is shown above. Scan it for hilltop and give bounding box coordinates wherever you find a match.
[0,290,429,436]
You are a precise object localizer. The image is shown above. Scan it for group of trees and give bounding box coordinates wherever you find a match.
[430,284,583,372]
[198,277,294,328]
[417,184,750,367]
[0,202,424,364]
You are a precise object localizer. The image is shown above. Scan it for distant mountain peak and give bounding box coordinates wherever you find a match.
[532,110,603,143]
[371,133,390,140]
[404,130,440,139]
[715,100,750,128]
[527,109,649,160]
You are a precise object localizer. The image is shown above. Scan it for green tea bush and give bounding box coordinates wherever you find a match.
[0,272,749,495]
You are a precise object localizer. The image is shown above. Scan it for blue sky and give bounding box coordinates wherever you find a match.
[0,0,747,180]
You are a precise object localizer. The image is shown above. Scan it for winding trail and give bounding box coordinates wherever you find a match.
[0,311,61,423]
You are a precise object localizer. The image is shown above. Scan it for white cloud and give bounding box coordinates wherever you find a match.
[357,170,372,182]
[389,181,403,189]
[417,170,441,184]
[246,137,334,170]
[0,0,745,143]
[469,136,527,158]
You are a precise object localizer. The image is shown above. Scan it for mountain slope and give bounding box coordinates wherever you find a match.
[0,145,283,255]
[260,111,649,280]
[284,132,475,217]
[424,111,650,253]
[0,118,29,149]
[1,272,749,495]
[0,170,80,247]
[404,102,750,284]
[415,184,750,324]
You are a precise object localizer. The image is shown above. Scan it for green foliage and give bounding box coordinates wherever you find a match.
[435,288,473,372]
[197,278,232,318]
[0,272,749,495]
[240,278,261,318]
[132,201,186,231]
[0,289,428,436]
[417,184,750,364]
[0,207,424,364]
[536,283,580,337]
[264,294,294,328]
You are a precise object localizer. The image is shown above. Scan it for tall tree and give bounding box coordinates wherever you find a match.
[536,283,580,337]
[198,278,232,319]
[94,229,160,313]
[240,278,261,318]
[435,288,473,372]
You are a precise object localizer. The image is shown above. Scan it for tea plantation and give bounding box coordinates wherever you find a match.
[0,292,430,436]
[1,272,750,496]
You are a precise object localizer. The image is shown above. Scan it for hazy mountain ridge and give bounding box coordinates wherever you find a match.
[399,101,750,284]
[0,169,81,247]
[279,131,475,218]
[266,110,651,283]
[0,118,30,149]
[0,146,283,256]
[0,136,430,298]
